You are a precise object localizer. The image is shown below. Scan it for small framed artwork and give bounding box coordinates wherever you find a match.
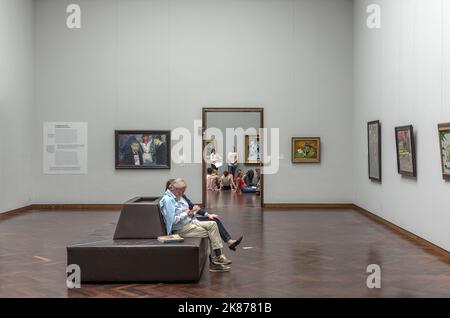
[244,134,261,165]
[395,125,416,177]
[368,120,382,182]
[115,130,171,169]
[203,139,217,159]
[438,123,450,179]
[291,137,321,163]
[203,138,218,164]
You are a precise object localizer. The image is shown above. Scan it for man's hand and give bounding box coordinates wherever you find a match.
[192,205,201,212]
[184,209,195,217]
[207,214,219,220]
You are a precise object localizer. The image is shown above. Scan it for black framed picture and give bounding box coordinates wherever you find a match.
[438,123,450,179]
[115,130,171,169]
[395,125,417,177]
[367,120,381,182]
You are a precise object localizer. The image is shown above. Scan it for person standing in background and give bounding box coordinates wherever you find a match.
[210,149,222,170]
[227,146,238,177]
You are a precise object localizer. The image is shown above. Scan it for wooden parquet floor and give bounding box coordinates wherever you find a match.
[0,191,449,297]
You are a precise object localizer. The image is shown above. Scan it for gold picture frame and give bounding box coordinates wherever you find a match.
[291,137,321,163]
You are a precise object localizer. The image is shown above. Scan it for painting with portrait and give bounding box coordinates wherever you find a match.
[245,135,261,164]
[438,123,450,179]
[292,137,321,163]
[395,125,416,177]
[368,121,382,182]
[115,130,171,169]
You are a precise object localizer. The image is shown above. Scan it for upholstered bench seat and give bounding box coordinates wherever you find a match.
[67,237,208,283]
[66,196,209,283]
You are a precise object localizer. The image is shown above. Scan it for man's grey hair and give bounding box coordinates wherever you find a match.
[170,178,187,190]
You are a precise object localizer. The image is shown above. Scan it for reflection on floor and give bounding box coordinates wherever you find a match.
[0,192,449,297]
[206,189,261,209]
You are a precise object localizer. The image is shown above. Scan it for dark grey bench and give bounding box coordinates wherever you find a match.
[66,196,208,283]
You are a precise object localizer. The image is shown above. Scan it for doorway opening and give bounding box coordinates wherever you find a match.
[201,107,264,209]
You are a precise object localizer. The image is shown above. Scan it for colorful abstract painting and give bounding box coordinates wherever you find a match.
[292,137,321,163]
[395,125,416,177]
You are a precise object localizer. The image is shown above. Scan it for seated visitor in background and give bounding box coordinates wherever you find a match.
[237,170,259,194]
[235,171,247,194]
[206,167,220,192]
[220,171,236,191]
[254,168,261,194]
[160,178,232,272]
[242,169,255,186]
[165,179,243,251]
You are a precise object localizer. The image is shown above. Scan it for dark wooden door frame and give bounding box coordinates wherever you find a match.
[201,107,265,208]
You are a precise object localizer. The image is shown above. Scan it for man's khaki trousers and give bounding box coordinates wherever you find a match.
[175,220,223,251]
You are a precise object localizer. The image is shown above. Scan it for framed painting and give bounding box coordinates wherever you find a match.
[395,125,416,177]
[368,120,382,182]
[203,139,219,169]
[245,135,261,165]
[291,137,321,163]
[203,138,218,164]
[115,130,171,169]
[438,123,450,179]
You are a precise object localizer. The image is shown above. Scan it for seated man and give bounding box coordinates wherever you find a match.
[165,179,242,251]
[160,178,232,272]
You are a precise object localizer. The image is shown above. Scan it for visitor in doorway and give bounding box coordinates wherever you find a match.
[235,170,258,194]
[209,149,222,170]
[227,146,239,177]
[243,169,255,186]
[254,168,261,195]
[235,170,247,194]
[206,168,220,192]
[220,171,236,191]
[165,179,243,251]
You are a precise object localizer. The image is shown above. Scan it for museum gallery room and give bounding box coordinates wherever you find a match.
[1,0,450,299]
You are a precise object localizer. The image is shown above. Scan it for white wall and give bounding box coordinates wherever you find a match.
[0,0,34,213]
[33,0,354,204]
[353,0,450,251]
[4,0,448,251]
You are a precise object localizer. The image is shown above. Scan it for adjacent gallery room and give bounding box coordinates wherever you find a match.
[0,0,449,299]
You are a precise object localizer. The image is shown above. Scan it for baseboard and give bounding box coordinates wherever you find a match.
[353,204,450,259]
[31,204,123,210]
[263,203,354,209]
[0,205,33,218]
